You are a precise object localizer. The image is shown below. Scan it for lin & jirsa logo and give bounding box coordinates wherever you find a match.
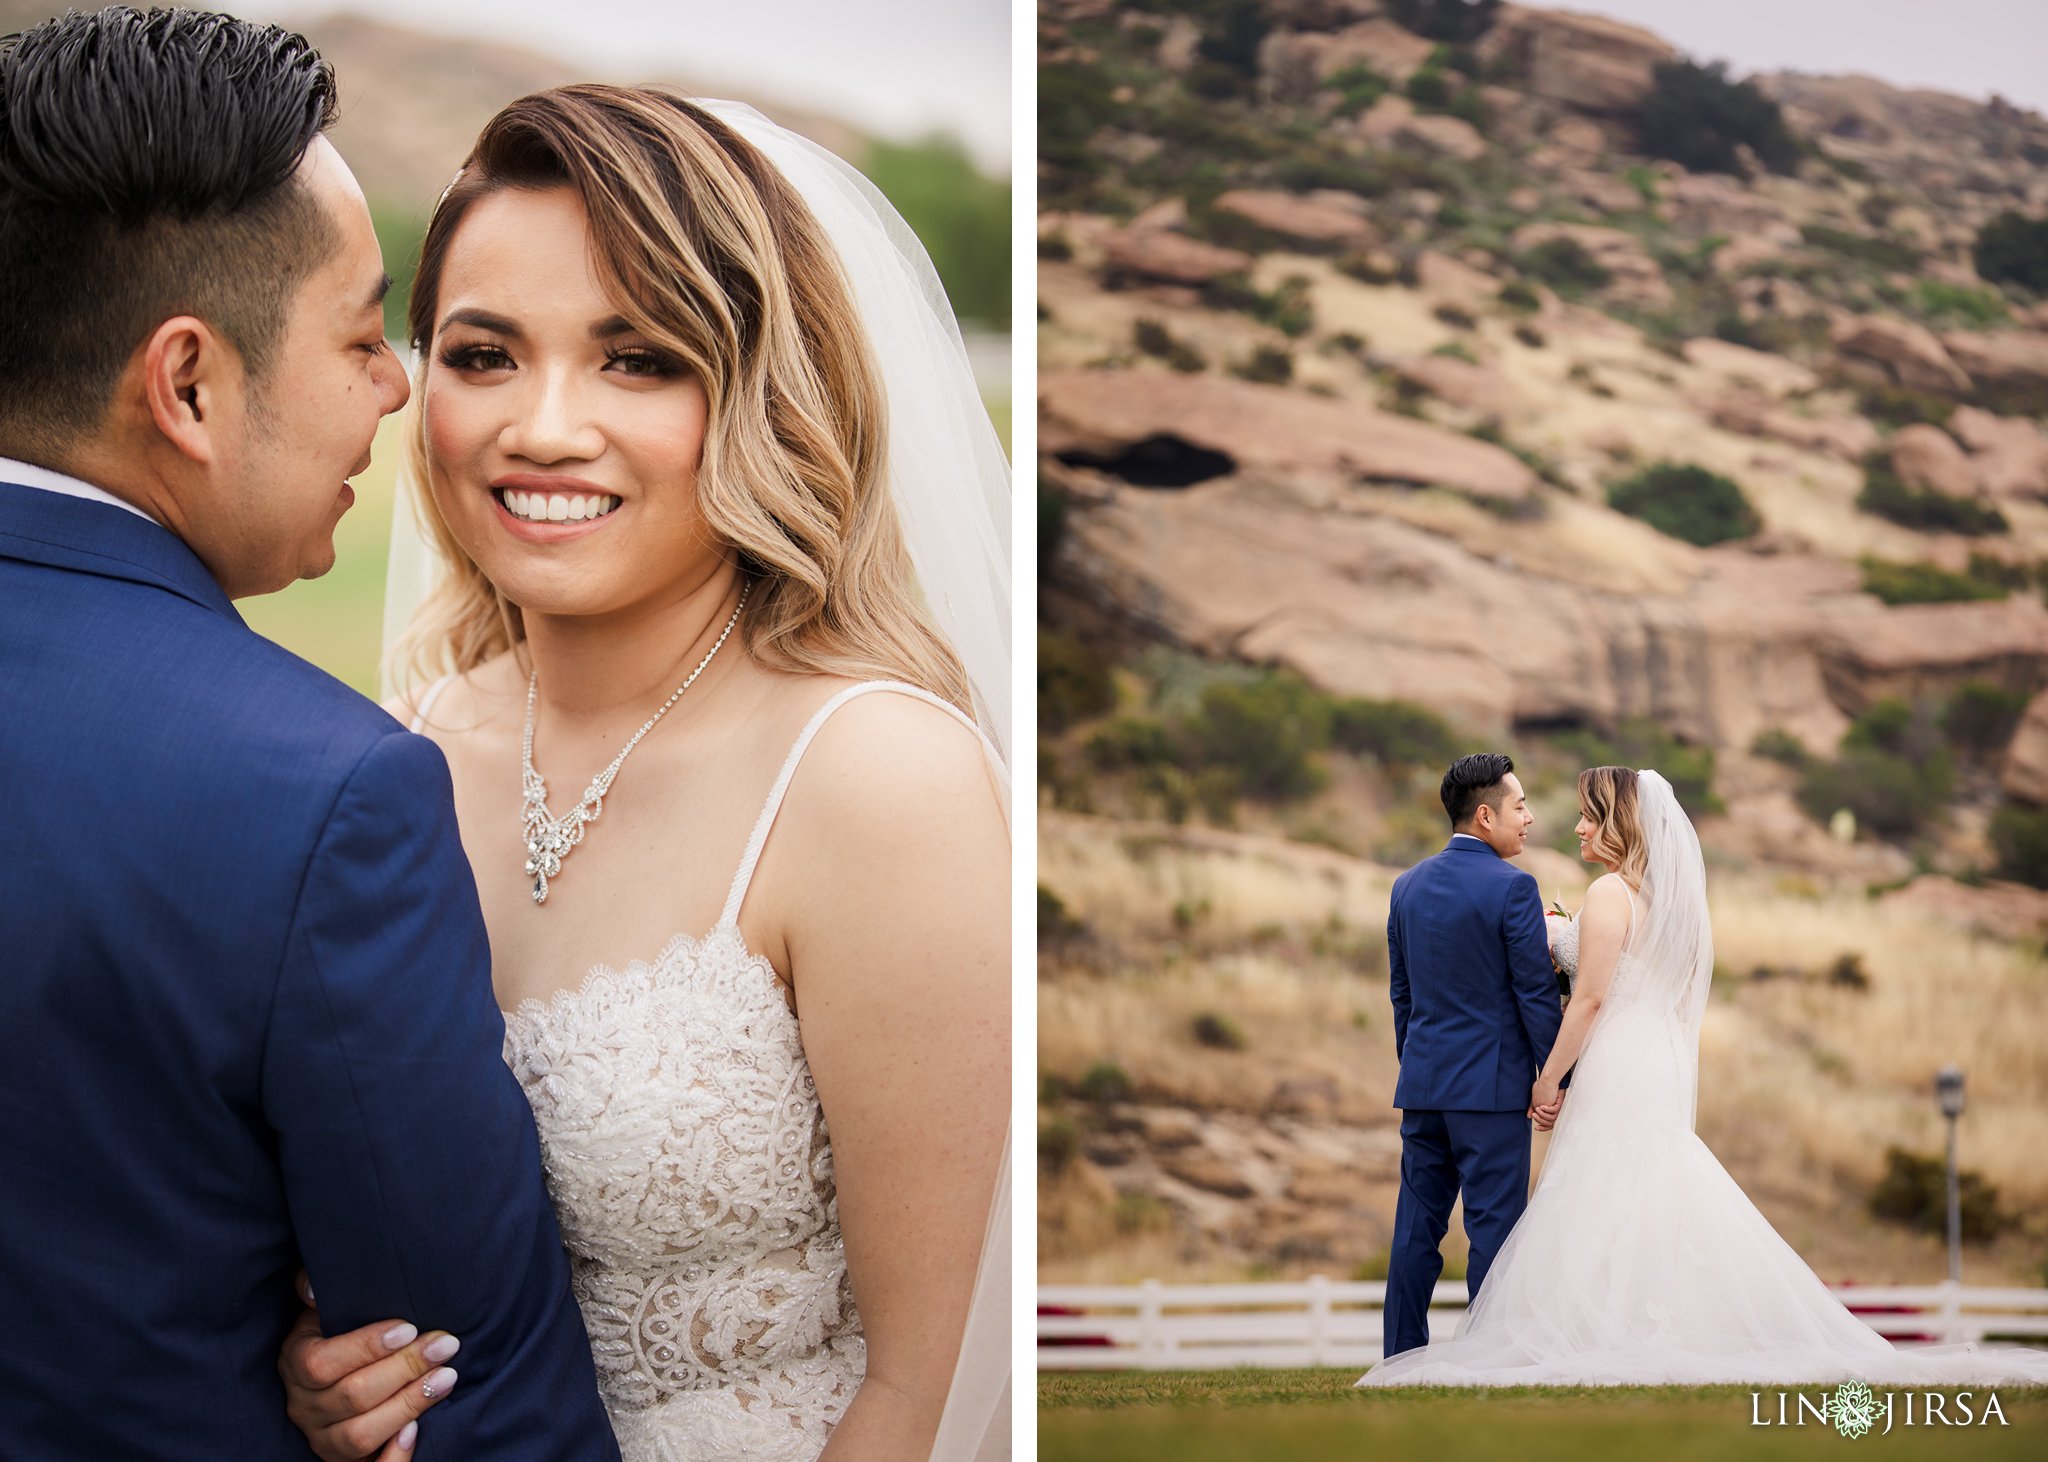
[1750,1384,2009,1434]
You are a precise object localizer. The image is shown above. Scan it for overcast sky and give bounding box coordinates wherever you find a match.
[254,0,1011,173]
[1575,0,2048,116]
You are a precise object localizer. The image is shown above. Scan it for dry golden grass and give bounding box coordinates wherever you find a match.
[1040,818,2048,1285]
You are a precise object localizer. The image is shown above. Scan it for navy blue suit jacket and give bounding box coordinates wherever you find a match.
[0,482,616,1459]
[1388,837,1564,1112]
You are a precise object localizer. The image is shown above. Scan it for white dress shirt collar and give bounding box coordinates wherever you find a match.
[0,456,157,525]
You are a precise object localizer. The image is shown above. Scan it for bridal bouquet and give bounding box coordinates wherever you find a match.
[1545,898,1576,1004]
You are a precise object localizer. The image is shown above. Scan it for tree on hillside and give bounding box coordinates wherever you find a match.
[1386,0,1500,42]
[1974,210,2048,294]
[1639,60,1800,177]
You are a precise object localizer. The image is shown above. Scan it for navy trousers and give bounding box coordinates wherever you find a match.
[1383,1108,1532,1358]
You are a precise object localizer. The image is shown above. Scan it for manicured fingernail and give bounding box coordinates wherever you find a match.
[382,1322,418,1350]
[303,1280,316,1305]
[396,1420,418,1451]
[421,1333,460,1365]
[422,1367,458,1400]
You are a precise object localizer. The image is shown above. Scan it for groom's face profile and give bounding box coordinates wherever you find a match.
[142,139,411,598]
[1466,772,1534,858]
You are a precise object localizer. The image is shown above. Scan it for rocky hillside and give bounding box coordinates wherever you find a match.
[1038,0,2048,1287]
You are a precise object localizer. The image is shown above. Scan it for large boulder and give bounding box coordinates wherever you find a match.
[2003,689,2048,806]
[1708,393,1879,461]
[1941,330,2048,391]
[1887,423,1979,498]
[1395,353,1506,413]
[1260,16,1436,96]
[1101,227,1255,285]
[1212,189,1380,251]
[1509,222,1672,310]
[1950,406,2048,499]
[1040,369,1540,503]
[1681,337,1821,398]
[1478,5,1677,114]
[1394,112,1489,162]
[1831,316,1973,394]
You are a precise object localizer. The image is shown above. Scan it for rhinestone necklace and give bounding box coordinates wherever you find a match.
[520,587,747,904]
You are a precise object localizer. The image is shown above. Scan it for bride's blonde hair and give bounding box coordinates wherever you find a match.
[1578,765,1649,887]
[386,84,970,712]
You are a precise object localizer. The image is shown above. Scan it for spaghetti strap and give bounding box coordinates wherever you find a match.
[716,680,985,930]
[408,673,457,735]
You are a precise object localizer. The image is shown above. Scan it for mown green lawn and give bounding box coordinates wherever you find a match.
[1038,1369,2048,1460]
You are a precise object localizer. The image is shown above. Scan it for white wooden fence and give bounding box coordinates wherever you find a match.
[1037,1279,2048,1370]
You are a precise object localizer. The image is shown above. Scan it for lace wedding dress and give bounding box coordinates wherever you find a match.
[1360,772,2048,1389]
[490,681,983,1459]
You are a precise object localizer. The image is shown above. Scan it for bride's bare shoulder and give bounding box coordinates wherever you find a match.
[1581,872,1635,917]
[780,679,999,836]
[380,652,527,736]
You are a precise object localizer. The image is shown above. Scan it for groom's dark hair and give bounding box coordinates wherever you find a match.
[0,7,339,453]
[1442,751,1515,829]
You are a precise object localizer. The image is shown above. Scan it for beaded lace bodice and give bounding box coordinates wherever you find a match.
[489,681,975,1462]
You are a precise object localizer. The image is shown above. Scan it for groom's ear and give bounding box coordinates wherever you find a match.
[138,315,244,466]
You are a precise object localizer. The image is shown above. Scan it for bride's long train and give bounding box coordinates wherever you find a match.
[1359,990,2048,1388]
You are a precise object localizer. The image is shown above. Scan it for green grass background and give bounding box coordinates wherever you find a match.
[1039,1369,2048,1460]
[240,397,1010,696]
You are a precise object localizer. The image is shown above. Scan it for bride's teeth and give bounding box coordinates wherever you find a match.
[547,496,569,521]
[503,489,620,523]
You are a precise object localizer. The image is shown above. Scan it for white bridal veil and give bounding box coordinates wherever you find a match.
[1625,770,1715,1129]
[379,99,1013,1461]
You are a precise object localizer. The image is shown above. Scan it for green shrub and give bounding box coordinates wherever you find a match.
[1038,476,1067,580]
[1202,273,1313,337]
[1331,698,1456,769]
[1555,717,1721,817]
[1193,0,1271,77]
[1232,344,1294,384]
[1915,279,2006,327]
[1869,1145,2011,1242]
[1858,556,2008,606]
[1797,223,1920,272]
[862,135,1010,329]
[1942,681,2031,757]
[1191,1011,1247,1050]
[1608,462,1760,547]
[1077,1061,1132,1104]
[1973,210,2048,293]
[1326,61,1390,118]
[1521,236,1611,299]
[1639,60,1800,176]
[1087,715,1180,771]
[1186,673,1333,800]
[1990,801,2048,888]
[1840,697,1916,755]
[1133,317,1208,372]
[1799,748,1948,839]
[1037,1118,1078,1174]
[1858,462,2007,536]
[1750,727,1810,767]
[1990,790,2048,884]
[1385,0,1500,42]
[1040,60,1122,180]
[1039,627,1116,733]
[1497,279,1540,312]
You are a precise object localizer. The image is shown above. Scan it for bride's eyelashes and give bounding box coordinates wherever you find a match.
[601,345,681,379]
[439,340,514,373]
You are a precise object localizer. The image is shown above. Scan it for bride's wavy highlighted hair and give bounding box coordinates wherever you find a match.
[386,84,970,713]
[1578,765,1649,886]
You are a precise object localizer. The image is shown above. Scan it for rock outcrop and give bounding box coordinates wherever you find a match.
[1950,407,2048,499]
[2003,690,2048,806]
[1831,316,1974,394]
[1888,423,1979,498]
[1213,189,1380,251]
[1477,5,1676,114]
[1040,369,1541,503]
[1102,226,1255,285]
[1942,330,2048,394]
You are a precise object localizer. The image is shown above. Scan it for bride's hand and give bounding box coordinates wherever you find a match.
[1528,1077,1563,1130]
[277,1271,460,1461]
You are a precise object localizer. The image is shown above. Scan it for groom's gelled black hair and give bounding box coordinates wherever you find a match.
[0,7,339,452]
[1442,751,1516,829]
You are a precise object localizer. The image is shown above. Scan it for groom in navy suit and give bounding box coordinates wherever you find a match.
[0,11,612,1457]
[1382,753,1565,1359]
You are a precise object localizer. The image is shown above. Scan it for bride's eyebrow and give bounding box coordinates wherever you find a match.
[590,315,636,340]
[440,307,520,336]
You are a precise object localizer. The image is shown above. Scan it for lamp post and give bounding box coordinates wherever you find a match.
[1936,1064,1966,1290]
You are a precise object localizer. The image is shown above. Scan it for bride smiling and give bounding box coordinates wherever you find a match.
[278,87,1010,1462]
